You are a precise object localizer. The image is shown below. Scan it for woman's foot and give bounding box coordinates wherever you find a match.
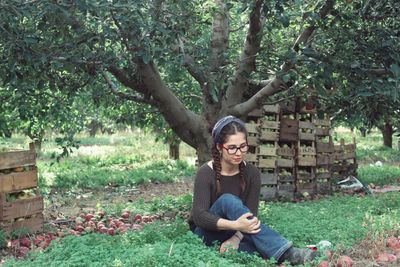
[279,247,319,265]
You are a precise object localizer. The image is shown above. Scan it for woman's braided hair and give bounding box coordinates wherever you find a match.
[212,121,247,197]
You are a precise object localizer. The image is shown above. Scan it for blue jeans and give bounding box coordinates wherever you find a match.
[194,193,293,261]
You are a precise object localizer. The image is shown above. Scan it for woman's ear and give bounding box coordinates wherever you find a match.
[216,144,222,152]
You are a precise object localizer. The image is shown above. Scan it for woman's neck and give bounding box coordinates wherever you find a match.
[220,160,239,176]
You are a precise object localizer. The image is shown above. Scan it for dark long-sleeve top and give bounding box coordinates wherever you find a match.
[189,162,261,231]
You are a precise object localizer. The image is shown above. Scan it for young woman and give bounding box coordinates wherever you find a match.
[189,115,318,265]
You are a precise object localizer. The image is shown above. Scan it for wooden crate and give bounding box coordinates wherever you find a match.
[316,182,331,194]
[316,141,334,153]
[261,121,280,130]
[298,146,316,156]
[297,171,315,180]
[296,181,316,195]
[260,173,278,185]
[0,168,38,193]
[247,136,259,146]
[313,119,330,127]
[277,147,295,157]
[298,121,315,141]
[316,172,331,180]
[245,153,258,165]
[315,128,330,136]
[258,158,276,168]
[0,193,43,221]
[0,213,43,234]
[245,122,259,135]
[316,154,334,165]
[0,149,36,170]
[276,158,294,168]
[278,174,295,182]
[260,185,277,201]
[258,146,277,156]
[278,101,296,114]
[298,156,316,166]
[278,182,295,198]
[279,119,299,141]
[260,130,279,142]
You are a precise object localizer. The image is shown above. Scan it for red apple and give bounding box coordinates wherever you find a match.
[85,213,94,222]
[18,246,30,257]
[99,226,108,234]
[134,214,142,222]
[337,255,353,267]
[20,237,31,248]
[318,261,329,267]
[97,211,106,218]
[76,225,85,232]
[142,215,151,223]
[121,211,130,219]
[387,236,400,249]
[107,228,115,236]
[33,235,45,246]
[56,231,64,238]
[375,253,397,263]
[118,226,127,234]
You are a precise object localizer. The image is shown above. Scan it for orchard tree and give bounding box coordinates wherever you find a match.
[1,0,349,163]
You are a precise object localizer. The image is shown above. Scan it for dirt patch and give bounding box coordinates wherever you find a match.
[44,177,194,221]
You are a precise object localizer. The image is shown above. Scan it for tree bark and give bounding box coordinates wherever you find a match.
[88,120,101,137]
[359,127,367,137]
[380,122,393,148]
[169,142,180,160]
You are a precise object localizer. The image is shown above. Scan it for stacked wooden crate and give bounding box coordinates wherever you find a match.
[0,144,44,234]
[331,139,357,183]
[258,104,280,201]
[296,112,317,197]
[277,103,297,199]
[314,119,334,194]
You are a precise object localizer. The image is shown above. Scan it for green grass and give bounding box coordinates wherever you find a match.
[3,192,399,267]
[358,165,400,186]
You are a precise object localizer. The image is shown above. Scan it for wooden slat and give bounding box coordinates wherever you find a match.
[245,153,258,162]
[0,213,43,234]
[344,144,356,151]
[280,119,299,134]
[316,141,334,153]
[298,156,316,166]
[247,136,259,146]
[299,132,315,141]
[258,146,276,156]
[261,121,280,130]
[0,169,38,193]
[316,154,334,165]
[313,119,330,126]
[0,195,43,221]
[277,147,295,157]
[299,121,315,129]
[245,123,259,134]
[258,158,276,168]
[260,186,277,201]
[315,128,330,136]
[260,173,278,185]
[316,172,331,179]
[298,146,316,155]
[259,131,279,141]
[276,158,294,168]
[0,150,36,170]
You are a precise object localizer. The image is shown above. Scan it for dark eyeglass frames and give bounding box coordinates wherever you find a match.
[222,144,249,155]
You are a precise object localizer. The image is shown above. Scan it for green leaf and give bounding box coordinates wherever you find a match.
[390,64,400,77]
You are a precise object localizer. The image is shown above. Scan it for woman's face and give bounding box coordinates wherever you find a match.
[219,132,248,166]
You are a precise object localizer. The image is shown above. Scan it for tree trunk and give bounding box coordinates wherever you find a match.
[359,127,367,137]
[4,129,12,138]
[88,120,101,137]
[380,122,393,148]
[34,139,42,152]
[169,142,180,160]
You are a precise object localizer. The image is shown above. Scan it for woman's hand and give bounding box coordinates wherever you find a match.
[219,235,240,254]
[235,212,261,234]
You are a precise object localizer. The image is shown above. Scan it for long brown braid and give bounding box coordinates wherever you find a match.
[212,122,247,197]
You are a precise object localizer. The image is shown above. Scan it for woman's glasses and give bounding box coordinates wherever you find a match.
[222,144,249,155]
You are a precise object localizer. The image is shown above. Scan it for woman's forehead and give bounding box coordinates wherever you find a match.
[224,132,246,145]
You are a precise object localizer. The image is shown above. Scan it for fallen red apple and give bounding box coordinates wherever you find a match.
[107,228,115,236]
[121,211,130,219]
[375,253,397,263]
[142,215,151,223]
[18,246,30,257]
[337,255,353,267]
[97,211,106,218]
[85,213,94,222]
[33,235,45,246]
[387,236,400,249]
[19,237,31,248]
[75,225,85,232]
[318,260,329,267]
[134,214,142,222]
[99,226,108,234]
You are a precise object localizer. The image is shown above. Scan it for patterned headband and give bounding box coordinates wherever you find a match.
[211,115,246,144]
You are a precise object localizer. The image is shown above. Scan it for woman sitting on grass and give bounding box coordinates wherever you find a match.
[189,115,318,266]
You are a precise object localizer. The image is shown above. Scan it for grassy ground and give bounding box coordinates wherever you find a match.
[0,129,399,266]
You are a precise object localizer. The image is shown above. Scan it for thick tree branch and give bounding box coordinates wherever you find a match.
[223,0,264,109]
[136,61,202,148]
[103,72,157,105]
[233,0,335,116]
[209,0,229,72]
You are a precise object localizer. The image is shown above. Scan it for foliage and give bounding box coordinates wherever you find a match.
[358,166,400,186]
